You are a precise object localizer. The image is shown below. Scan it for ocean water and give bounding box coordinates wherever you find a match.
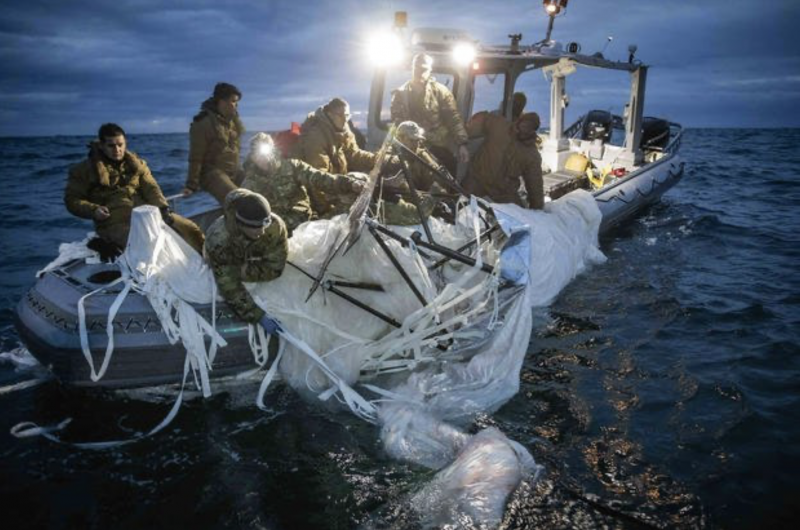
[0,129,798,529]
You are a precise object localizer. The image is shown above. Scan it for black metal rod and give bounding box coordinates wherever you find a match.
[411,232,495,274]
[366,220,494,274]
[399,159,435,244]
[288,261,400,328]
[324,282,402,328]
[369,226,428,307]
[429,223,502,271]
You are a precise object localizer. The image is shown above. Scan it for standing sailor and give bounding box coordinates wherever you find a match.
[390,53,470,176]
[64,123,205,258]
[182,82,245,204]
[463,112,544,209]
[204,189,287,333]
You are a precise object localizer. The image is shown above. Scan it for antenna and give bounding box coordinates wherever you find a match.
[601,36,613,55]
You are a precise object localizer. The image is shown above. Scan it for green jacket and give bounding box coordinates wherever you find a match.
[289,107,375,174]
[242,157,360,235]
[464,112,544,209]
[185,98,245,192]
[390,78,469,149]
[204,189,289,323]
[64,145,169,246]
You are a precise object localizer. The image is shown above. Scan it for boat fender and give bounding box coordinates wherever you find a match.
[565,153,590,173]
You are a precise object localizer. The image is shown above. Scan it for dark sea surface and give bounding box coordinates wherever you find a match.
[0,129,798,529]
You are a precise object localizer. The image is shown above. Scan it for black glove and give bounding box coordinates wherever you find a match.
[160,206,175,226]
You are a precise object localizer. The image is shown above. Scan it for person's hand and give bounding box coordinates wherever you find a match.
[259,315,283,335]
[458,144,470,164]
[159,206,175,226]
[182,187,195,197]
[93,206,111,221]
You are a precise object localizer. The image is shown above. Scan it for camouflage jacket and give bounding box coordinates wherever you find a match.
[64,146,169,245]
[390,78,469,149]
[289,107,375,174]
[242,157,360,235]
[464,112,544,209]
[204,189,288,323]
[185,98,245,191]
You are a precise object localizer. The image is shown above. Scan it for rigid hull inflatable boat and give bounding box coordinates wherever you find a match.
[15,12,684,391]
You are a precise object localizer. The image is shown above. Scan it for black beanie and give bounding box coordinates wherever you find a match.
[234,194,271,227]
[214,82,242,101]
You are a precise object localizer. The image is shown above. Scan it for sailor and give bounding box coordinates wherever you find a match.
[390,53,470,175]
[204,189,287,333]
[511,92,527,121]
[242,133,366,235]
[64,123,205,258]
[290,97,376,174]
[463,111,544,209]
[383,121,445,194]
[182,82,246,204]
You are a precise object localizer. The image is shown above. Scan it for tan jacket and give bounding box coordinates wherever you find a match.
[185,98,245,191]
[290,107,375,174]
[464,112,544,209]
[65,146,169,245]
[390,78,469,148]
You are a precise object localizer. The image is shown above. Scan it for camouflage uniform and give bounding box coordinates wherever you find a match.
[390,77,469,152]
[204,189,288,323]
[185,98,246,203]
[464,112,544,209]
[290,107,375,174]
[65,145,205,252]
[242,157,362,236]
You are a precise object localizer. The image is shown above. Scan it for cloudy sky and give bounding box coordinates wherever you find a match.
[1,0,798,137]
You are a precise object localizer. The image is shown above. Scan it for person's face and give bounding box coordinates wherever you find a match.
[217,95,240,118]
[327,104,350,131]
[412,62,432,85]
[100,134,126,161]
[238,222,267,240]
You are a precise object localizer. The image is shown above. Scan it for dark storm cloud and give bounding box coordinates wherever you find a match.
[0,0,798,136]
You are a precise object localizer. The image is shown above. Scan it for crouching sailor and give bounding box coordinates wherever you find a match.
[242,132,366,236]
[204,189,288,334]
[64,123,205,259]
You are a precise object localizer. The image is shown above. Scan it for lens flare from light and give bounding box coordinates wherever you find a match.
[452,42,476,66]
[367,31,404,68]
[258,142,274,157]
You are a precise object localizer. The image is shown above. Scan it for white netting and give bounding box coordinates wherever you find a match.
[21,191,605,527]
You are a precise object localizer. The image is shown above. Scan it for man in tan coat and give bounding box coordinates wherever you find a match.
[290,97,376,174]
[390,53,470,175]
[463,112,544,209]
[65,123,205,257]
[182,82,245,203]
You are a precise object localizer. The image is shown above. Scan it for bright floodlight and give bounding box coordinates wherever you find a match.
[258,142,274,157]
[368,31,404,68]
[452,42,476,66]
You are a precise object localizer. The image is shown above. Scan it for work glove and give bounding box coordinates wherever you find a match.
[259,314,283,335]
[343,172,368,193]
[159,206,175,226]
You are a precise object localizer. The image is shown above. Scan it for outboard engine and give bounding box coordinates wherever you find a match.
[582,110,613,142]
[641,117,670,149]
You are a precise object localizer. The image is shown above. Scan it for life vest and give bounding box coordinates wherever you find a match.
[274,122,301,158]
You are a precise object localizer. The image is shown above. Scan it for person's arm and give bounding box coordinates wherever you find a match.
[522,150,545,210]
[437,85,469,146]
[250,216,289,282]
[342,130,376,172]
[297,127,332,171]
[137,159,169,208]
[185,118,210,193]
[211,261,265,323]
[64,164,101,219]
[389,88,408,124]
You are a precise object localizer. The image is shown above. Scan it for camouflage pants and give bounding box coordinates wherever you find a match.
[98,213,205,254]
